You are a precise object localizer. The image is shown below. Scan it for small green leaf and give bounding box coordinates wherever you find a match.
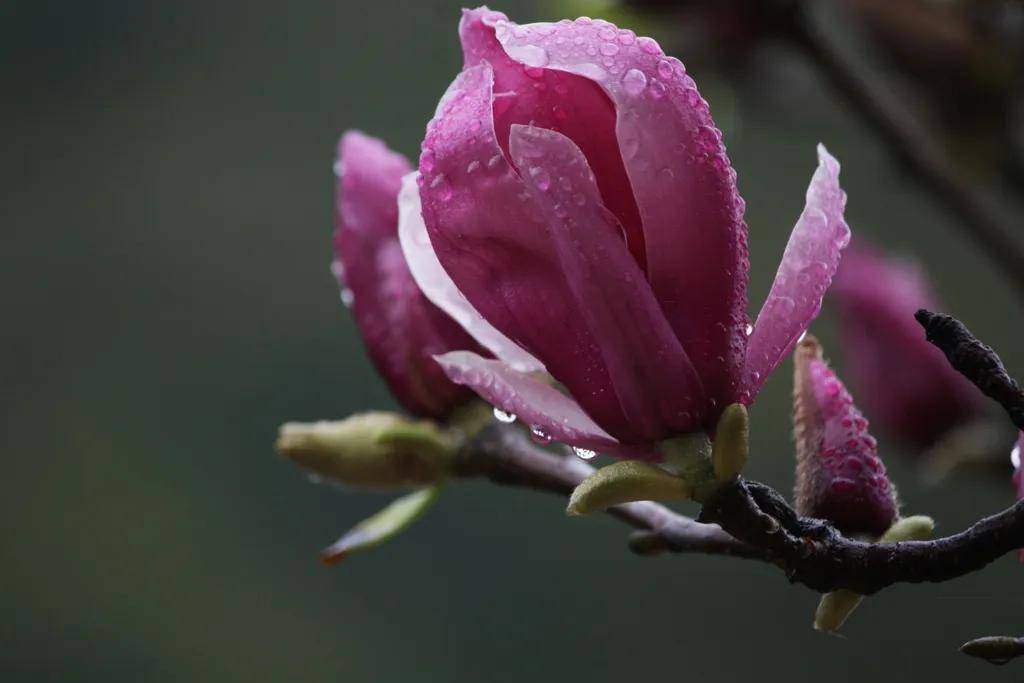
[566,461,690,516]
[880,515,935,543]
[320,484,443,565]
[814,589,864,633]
[712,403,749,483]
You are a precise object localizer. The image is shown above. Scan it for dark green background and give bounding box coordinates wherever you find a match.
[4,1,1023,680]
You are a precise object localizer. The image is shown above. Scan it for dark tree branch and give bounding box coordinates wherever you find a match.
[450,310,1024,594]
[787,3,1024,298]
[916,309,1024,431]
[701,478,1024,594]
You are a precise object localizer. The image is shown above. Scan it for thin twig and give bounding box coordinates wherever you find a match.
[788,3,1024,298]
[452,423,765,560]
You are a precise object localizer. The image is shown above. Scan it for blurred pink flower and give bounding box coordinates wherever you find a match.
[830,243,985,447]
[399,8,852,458]
[333,131,486,419]
[794,338,898,536]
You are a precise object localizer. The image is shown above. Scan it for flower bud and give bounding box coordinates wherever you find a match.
[276,412,458,488]
[793,336,898,536]
[830,244,984,447]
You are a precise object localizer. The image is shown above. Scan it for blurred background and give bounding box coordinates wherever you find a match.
[3,0,1024,680]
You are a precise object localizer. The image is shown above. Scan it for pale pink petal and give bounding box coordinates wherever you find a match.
[435,351,627,454]
[397,171,544,374]
[509,123,705,439]
[486,13,750,411]
[418,62,639,442]
[742,145,850,400]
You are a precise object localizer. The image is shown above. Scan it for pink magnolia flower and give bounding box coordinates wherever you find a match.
[830,243,985,447]
[333,131,487,419]
[400,8,851,458]
[793,337,898,536]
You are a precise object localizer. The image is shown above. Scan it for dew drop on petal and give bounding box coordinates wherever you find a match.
[493,408,517,424]
[340,288,354,308]
[621,68,647,97]
[530,425,553,445]
[1013,443,1021,469]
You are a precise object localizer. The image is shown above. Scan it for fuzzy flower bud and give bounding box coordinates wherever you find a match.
[793,336,898,536]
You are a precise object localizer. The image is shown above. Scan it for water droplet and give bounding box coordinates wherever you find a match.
[487,154,503,169]
[530,426,553,445]
[1013,443,1021,469]
[648,79,666,99]
[656,59,674,79]
[429,173,453,201]
[599,41,619,56]
[340,288,354,307]
[493,408,517,424]
[617,30,635,45]
[466,160,481,174]
[572,447,597,460]
[621,68,647,96]
[637,36,660,54]
[529,166,551,191]
[745,323,754,336]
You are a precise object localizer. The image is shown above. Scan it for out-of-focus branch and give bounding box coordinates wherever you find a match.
[787,3,1024,298]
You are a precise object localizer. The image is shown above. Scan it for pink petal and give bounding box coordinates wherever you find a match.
[397,171,544,374]
[333,131,479,418]
[508,123,705,439]
[436,351,646,457]
[419,62,639,442]
[458,9,647,268]
[742,145,850,401]
[485,12,750,412]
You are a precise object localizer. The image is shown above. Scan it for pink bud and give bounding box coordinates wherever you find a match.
[793,337,898,536]
[404,8,853,458]
[830,243,984,447]
[333,131,484,419]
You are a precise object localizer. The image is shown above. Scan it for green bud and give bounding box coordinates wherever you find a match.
[566,460,691,516]
[276,412,458,488]
[880,515,935,543]
[321,484,443,565]
[712,403,749,483]
[814,589,864,633]
[960,636,1024,665]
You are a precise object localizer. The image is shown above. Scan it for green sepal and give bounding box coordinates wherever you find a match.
[712,403,749,483]
[320,484,443,565]
[566,461,691,516]
[814,514,935,633]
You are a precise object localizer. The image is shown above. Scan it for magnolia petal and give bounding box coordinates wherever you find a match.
[459,8,646,266]
[509,124,705,439]
[334,131,478,418]
[487,12,750,412]
[397,172,543,373]
[743,145,850,400]
[434,351,629,454]
[419,62,638,440]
